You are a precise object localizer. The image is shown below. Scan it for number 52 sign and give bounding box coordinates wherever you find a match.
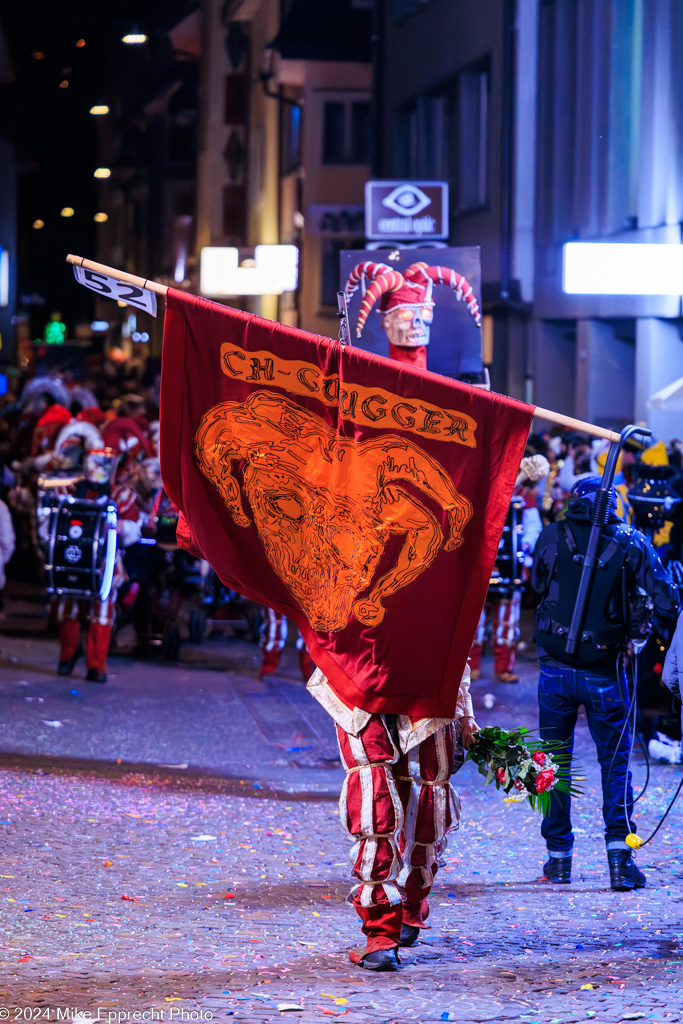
[72,265,158,317]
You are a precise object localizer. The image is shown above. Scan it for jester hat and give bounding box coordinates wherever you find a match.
[344,261,482,339]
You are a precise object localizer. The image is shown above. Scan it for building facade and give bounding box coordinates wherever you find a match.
[376,0,683,438]
[196,0,372,338]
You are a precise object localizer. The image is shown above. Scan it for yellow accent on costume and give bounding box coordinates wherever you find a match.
[641,440,668,467]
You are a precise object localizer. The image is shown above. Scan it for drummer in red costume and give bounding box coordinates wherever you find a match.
[54,448,142,683]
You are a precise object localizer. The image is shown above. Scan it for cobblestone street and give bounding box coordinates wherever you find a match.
[1,589,682,1023]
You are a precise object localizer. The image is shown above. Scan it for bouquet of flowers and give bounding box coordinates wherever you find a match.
[465,726,580,815]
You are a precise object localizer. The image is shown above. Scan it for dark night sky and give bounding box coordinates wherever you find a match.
[0,1,196,331]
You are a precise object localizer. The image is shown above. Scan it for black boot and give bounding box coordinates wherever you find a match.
[86,668,107,684]
[58,644,84,677]
[399,924,420,947]
[543,854,572,883]
[359,948,399,971]
[608,849,646,891]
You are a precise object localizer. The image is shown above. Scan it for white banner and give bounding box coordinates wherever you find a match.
[72,265,158,316]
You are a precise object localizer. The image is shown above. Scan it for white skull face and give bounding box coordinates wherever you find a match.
[381,303,434,348]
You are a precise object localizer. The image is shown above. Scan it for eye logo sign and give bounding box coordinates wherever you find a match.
[382,184,432,217]
[365,180,449,240]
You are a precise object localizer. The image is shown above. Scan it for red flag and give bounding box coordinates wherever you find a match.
[160,289,534,719]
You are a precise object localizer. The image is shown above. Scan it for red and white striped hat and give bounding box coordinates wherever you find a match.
[344,260,481,338]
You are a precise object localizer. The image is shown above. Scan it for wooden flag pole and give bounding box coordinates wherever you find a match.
[531,409,619,443]
[66,253,619,442]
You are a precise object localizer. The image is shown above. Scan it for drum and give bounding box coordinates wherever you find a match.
[488,496,526,596]
[41,494,118,599]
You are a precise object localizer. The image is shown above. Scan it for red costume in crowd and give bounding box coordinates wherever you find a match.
[259,607,315,681]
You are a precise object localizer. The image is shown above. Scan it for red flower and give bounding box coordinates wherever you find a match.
[535,769,555,793]
[532,751,546,766]
[495,767,507,785]
[513,779,525,791]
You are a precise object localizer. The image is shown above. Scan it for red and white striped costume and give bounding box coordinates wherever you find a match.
[470,589,521,677]
[57,483,141,673]
[259,608,314,681]
[307,665,472,960]
[259,607,288,676]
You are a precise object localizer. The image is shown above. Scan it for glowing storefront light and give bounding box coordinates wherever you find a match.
[564,242,683,295]
[0,249,8,307]
[200,245,299,296]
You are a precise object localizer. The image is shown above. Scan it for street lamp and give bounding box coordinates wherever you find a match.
[94,168,111,179]
[89,104,109,115]
[122,30,147,44]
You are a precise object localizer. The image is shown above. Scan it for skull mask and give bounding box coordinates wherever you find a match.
[381,302,435,348]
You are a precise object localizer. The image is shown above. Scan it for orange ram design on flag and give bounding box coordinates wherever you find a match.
[194,391,473,633]
[160,289,534,719]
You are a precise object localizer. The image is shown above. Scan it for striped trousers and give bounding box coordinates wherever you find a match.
[470,589,521,675]
[336,714,460,957]
[259,608,314,681]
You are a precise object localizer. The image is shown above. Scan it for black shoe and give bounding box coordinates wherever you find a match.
[58,644,84,676]
[86,668,107,684]
[608,849,646,891]
[543,855,572,883]
[359,948,399,972]
[399,924,420,947]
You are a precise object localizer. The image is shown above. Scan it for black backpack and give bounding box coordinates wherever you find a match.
[534,520,628,666]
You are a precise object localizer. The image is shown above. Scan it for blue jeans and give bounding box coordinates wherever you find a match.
[538,659,635,852]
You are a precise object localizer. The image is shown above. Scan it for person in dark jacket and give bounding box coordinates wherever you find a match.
[531,476,679,890]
